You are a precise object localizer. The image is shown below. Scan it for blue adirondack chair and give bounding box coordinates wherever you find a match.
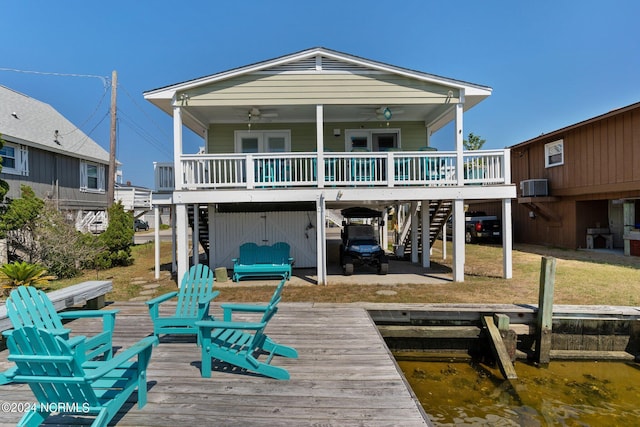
[196,277,298,380]
[146,264,219,341]
[3,326,156,427]
[5,285,118,362]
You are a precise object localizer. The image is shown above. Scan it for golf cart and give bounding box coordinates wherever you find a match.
[339,207,389,275]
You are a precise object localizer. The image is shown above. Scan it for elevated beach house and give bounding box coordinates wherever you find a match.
[0,85,112,234]
[144,47,516,284]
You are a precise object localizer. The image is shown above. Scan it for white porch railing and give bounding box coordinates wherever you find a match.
[155,149,510,191]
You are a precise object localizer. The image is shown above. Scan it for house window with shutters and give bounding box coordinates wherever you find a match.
[80,160,106,193]
[0,143,29,176]
[545,139,564,168]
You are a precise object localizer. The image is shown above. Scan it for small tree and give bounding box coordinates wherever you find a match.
[34,201,105,278]
[0,185,44,261]
[463,132,486,151]
[94,201,134,268]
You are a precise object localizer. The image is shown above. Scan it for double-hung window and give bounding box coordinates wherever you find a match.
[545,139,564,168]
[0,143,29,175]
[80,160,106,193]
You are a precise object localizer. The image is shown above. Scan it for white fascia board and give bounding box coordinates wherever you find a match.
[171,185,515,205]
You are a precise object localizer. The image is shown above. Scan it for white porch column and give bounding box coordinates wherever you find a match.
[154,205,160,279]
[623,201,635,256]
[192,204,199,266]
[173,101,184,189]
[502,198,513,279]
[316,105,325,188]
[441,218,447,260]
[421,200,431,268]
[455,92,465,185]
[316,194,327,285]
[171,205,176,273]
[382,209,389,253]
[208,205,215,269]
[452,199,466,282]
[176,203,189,286]
[410,201,419,264]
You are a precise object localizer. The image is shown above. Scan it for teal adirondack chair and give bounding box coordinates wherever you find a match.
[6,285,118,361]
[196,277,298,380]
[146,264,219,341]
[3,326,156,427]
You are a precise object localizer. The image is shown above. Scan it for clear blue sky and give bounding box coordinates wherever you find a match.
[2,1,639,188]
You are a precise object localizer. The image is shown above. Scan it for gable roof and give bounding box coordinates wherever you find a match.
[144,47,492,134]
[511,101,640,149]
[0,85,110,164]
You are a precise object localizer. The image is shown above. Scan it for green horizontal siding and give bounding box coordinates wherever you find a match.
[208,122,427,153]
[188,73,459,106]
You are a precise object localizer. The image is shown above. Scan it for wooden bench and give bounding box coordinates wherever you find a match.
[232,242,294,282]
[0,280,113,335]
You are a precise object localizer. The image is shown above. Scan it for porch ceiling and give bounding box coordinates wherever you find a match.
[182,103,456,129]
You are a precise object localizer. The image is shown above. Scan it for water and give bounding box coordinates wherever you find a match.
[396,354,640,426]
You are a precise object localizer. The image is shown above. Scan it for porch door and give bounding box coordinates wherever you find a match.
[609,200,624,248]
[235,131,290,153]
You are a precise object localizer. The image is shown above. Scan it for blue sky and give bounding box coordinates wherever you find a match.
[2,1,639,188]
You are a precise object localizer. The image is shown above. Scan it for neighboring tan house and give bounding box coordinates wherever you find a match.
[510,102,640,256]
[0,85,112,233]
[144,47,517,284]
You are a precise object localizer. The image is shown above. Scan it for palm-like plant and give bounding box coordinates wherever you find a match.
[0,261,56,296]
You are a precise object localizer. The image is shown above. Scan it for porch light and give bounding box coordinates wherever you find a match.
[382,107,392,120]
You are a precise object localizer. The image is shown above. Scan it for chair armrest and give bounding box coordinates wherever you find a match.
[85,335,158,381]
[198,290,220,305]
[195,320,265,331]
[221,303,268,321]
[58,309,119,319]
[59,310,118,334]
[145,291,178,307]
[196,290,220,319]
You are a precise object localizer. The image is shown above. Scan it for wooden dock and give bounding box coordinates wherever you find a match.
[0,301,430,426]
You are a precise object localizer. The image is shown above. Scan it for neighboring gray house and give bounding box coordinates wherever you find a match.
[0,85,112,232]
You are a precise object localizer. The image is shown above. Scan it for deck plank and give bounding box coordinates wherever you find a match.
[0,302,430,426]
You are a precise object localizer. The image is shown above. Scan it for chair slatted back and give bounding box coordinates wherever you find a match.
[7,286,64,331]
[175,264,215,318]
[6,326,100,408]
[259,278,287,326]
[270,242,291,264]
[238,242,259,265]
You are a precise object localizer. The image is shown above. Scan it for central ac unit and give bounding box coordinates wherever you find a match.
[520,179,548,197]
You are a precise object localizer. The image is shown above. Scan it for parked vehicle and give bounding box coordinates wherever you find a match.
[446,211,501,243]
[134,219,149,232]
[339,207,389,275]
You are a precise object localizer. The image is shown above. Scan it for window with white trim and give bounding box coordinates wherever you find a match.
[234,130,291,153]
[80,160,106,193]
[545,139,564,168]
[0,142,29,176]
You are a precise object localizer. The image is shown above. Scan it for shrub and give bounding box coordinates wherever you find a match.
[0,261,55,296]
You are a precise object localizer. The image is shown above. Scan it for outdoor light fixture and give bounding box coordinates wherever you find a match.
[382,107,392,120]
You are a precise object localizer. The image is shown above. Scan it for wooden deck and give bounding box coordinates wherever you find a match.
[0,301,430,426]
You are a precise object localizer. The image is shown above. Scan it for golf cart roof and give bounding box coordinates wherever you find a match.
[341,207,382,219]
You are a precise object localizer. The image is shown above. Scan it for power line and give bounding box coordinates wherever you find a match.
[0,67,108,87]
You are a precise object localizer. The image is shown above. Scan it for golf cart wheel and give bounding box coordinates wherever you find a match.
[343,256,354,276]
[378,262,389,275]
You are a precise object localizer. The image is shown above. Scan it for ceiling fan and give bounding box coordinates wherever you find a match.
[248,107,278,121]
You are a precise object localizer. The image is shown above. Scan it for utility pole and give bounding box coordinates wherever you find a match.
[107,70,117,207]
